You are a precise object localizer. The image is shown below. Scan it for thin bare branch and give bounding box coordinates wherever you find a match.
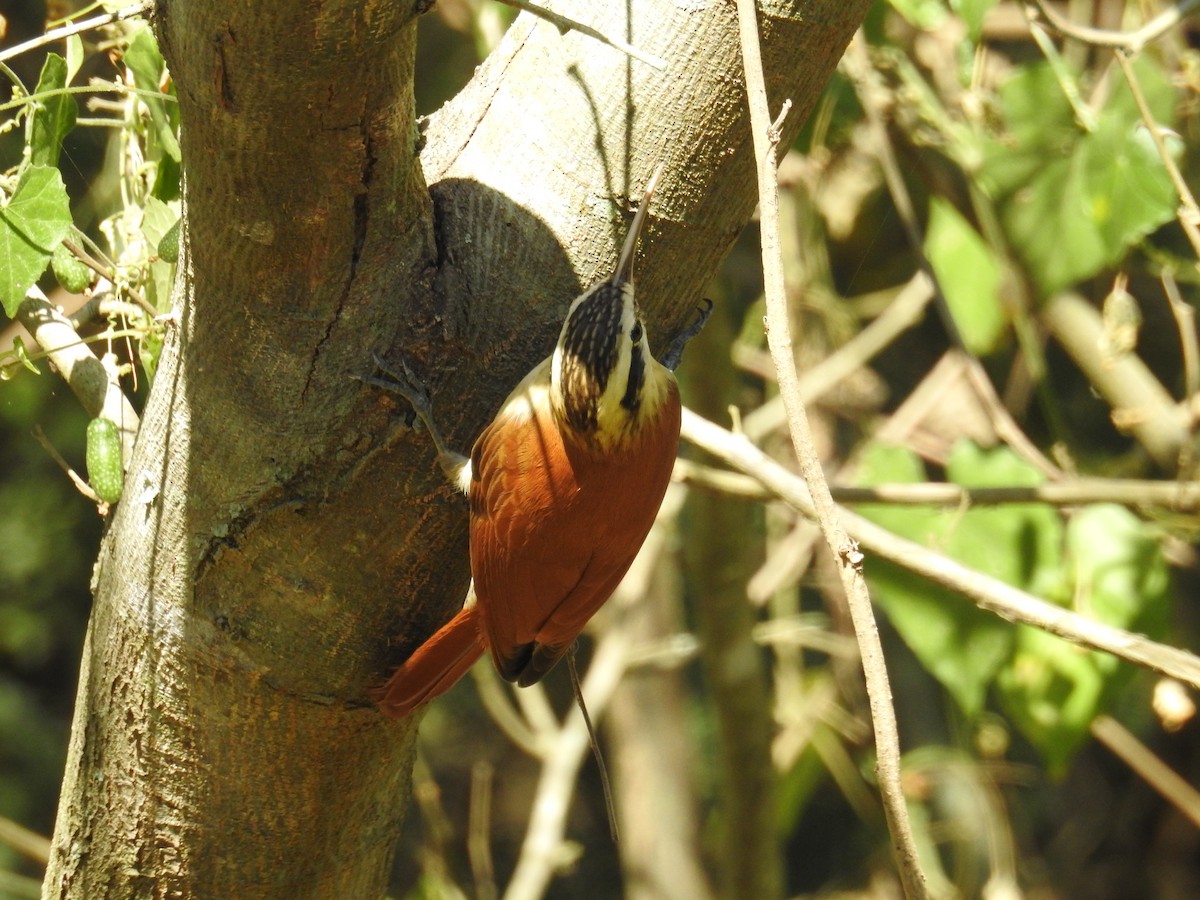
[1091,714,1200,829]
[1029,0,1200,53]
[0,815,51,866]
[676,457,1200,513]
[502,625,628,900]
[680,407,1200,692]
[15,289,140,460]
[61,239,155,317]
[493,0,666,70]
[1162,270,1200,401]
[741,271,935,442]
[0,2,152,66]
[736,4,928,897]
[468,762,499,900]
[32,424,101,503]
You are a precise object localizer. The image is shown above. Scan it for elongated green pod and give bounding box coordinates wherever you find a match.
[86,417,123,503]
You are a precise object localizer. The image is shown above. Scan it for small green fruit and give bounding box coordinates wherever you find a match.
[51,243,91,293]
[86,417,123,503]
[158,218,181,263]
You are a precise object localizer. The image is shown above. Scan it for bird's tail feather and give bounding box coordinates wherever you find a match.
[373,607,484,717]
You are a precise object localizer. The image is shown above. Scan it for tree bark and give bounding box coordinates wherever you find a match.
[43,1,871,896]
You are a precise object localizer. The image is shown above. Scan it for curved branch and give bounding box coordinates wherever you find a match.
[680,408,1200,692]
[15,290,139,457]
[1029,0,1200,53]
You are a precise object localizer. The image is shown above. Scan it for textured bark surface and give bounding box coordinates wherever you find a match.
[43,0,872,896]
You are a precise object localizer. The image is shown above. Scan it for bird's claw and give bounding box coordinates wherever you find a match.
[661,299,714,371]
[354,351,435,421]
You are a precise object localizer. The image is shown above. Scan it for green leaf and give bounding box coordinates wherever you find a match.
[0,165,72,316]
[982,63,1077,197]
[924,198,1006,355]
[1065,504,1170,637]
[1001,116,1176,297]
[65,34,84,86]
[950,0,999,42]
[139,327,163,381]
[1000,153,1108,297]
[11,336,41,375]
[984,59,1178,297]
[50,241,90,293]
[942,442,1063,597]
[28,54,77,168]
[872,558,1015,718]
[152,153,182,202]
[1081,114,1176,262]
[124,29,180,162]
[886,0,947,30]
[856,443,1072,719]
[996,626,1105,777]
[854,443,1017,717]
[1105,53,1176,126]
[995,505,1168,773]
[141,196,179,312]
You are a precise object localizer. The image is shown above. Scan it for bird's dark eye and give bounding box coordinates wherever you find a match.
[631,321,643,343]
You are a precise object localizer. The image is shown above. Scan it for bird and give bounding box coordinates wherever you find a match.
[360,165,704,717]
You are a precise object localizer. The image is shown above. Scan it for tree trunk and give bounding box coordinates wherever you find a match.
[43,1,871,896]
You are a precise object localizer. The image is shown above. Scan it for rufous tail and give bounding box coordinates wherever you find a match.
[373,607,485,717]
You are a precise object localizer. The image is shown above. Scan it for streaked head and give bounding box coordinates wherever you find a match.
[550,168,671,450]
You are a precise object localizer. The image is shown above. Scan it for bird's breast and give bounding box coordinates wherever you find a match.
[470,378,679,533]
[467,365,680,680]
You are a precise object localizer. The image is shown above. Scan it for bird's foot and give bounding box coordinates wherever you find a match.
[661,299,714,371]
[354,351,436,424]
[354,352,469,484]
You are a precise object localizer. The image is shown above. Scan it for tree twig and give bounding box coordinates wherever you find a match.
[741,271,935,442]
[0,2,153,65]
[1091,714,1200,829]
[0,815,50,866]
[493,0,666,70]
[68,294,152,331]
[1042,291,1186,470]
[675,457,1200,512]
[32,424,101,503]
[735,3,928,897]
[1028,0,1200,53]
[61,238,156,317]
[467,762,498,900]
[680,408,1200,692]
[1162,270,1200,402]
[471,665,544,758]
[502,621,629,900]
[15,289,140,461]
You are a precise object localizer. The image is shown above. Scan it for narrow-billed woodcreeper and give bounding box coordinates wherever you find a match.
[364,167,700,717]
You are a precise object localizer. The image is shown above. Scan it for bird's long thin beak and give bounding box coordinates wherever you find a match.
[612,163,665,285]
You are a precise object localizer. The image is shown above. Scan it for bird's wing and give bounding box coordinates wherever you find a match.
[468,380,680,685]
